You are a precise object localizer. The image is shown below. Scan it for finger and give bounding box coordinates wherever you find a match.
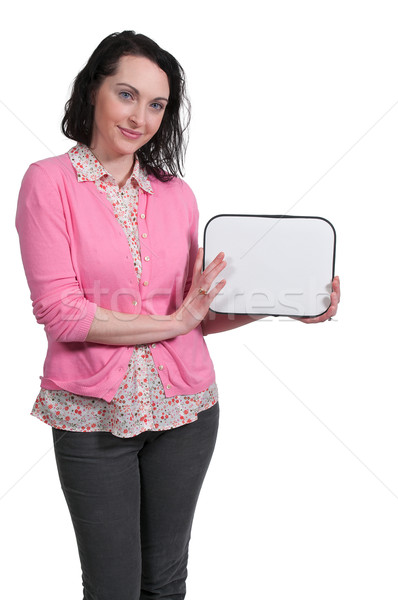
[316,296,336,322]
[201,260,227,289]
[300,292,338,324]
[192,249,224,288]
[324,297,338,319]
[329,290,338,315]
[207,278,226,303]
[333,276,341,303]
[201,251,225,278]
[183,278,226,322]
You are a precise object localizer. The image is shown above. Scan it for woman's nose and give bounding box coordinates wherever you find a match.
[129,103,145,127]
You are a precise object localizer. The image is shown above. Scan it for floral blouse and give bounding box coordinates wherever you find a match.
[30,142,218,438]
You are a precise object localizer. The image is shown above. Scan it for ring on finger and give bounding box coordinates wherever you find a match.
[198,287,209,295]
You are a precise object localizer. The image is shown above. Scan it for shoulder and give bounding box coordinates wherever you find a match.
[17,153,77,215]
[20,153,75,187]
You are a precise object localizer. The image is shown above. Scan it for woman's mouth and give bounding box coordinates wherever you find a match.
[118,127,143,140]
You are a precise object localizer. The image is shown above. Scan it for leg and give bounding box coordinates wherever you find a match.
[138,402,220,599]
[52,428,143,600]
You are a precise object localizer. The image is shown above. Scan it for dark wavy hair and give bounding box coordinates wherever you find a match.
[61,31,191,182]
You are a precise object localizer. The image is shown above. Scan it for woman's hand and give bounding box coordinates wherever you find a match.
[297,275,341,324]
[172,248,227,335]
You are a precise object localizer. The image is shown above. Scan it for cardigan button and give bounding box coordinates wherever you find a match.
[140,213,146,219]
[143,281,149,286]
[144,256,150,262]
[151,343,156,348]
[158,365,164,370]
[132,300,138,306]
[166,384,171,390]
[142,233,147,238]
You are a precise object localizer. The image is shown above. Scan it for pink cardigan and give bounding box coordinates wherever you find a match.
[16,153,216,402]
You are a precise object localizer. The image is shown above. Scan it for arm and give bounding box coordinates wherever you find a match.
[85,306,182,345]
[201,311,267,336]
[16,165,227,347]
[16,163,98,343]
[201,276,341,333]
[86,249,227,345]
[87,248,227,344]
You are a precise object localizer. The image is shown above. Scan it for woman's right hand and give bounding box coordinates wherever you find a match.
[172,247,227,335]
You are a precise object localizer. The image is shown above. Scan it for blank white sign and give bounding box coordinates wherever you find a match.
[203,214,336,317]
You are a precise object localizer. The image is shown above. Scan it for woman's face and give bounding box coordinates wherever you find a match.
[90,55,170,160]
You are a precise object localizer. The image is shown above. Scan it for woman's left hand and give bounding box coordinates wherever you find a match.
[297,275,341,324]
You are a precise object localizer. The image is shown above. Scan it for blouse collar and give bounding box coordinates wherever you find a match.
[67,141,153,194]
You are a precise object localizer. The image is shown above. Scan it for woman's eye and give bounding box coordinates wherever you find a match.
[151,102,164,111]
[119,91,133,100]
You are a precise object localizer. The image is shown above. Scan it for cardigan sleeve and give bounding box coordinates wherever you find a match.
[182,183,200,300]
[15,163,98,343]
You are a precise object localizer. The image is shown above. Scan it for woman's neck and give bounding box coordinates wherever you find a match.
[89,145,135,188]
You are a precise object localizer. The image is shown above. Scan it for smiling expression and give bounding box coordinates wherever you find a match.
[89,54,170,162]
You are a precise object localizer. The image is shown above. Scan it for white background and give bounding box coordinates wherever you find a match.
[1,1,398,598]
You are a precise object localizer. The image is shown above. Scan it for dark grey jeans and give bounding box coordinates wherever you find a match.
[52,402,219,600]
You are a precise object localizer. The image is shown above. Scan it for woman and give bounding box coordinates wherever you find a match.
[15,31,340,600]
